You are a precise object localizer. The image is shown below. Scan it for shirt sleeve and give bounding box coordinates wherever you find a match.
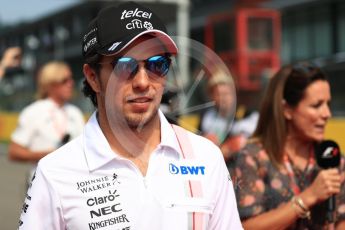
[231,146,267,220]
[11,108,37,147]
[18,164,65,230]
[207,149,243,230]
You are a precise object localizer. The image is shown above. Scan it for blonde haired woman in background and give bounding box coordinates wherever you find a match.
[8,61,85,184]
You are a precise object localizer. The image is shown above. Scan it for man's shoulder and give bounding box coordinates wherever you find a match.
[172,124,212,143]
[172,125,223,161]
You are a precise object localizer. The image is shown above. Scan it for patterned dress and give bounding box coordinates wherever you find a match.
[230,142,345,229]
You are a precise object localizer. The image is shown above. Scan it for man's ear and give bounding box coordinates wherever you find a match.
[83,64,101,93]
[282,99,293,120]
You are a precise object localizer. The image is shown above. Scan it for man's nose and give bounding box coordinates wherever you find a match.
[131,63,150,91]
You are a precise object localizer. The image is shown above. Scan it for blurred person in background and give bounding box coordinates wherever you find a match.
[230,63,345,229]
[0,46,22,81]
[0,47,34,111]
[200,69,256,163]
[8,61,85,185]
[160,89,179,124]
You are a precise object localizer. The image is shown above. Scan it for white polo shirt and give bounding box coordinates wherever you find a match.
[12,98,85,152]
[19,111,242,230]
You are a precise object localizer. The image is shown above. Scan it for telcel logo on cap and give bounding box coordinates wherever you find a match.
[121,8,152,20]
[121,8,154,30]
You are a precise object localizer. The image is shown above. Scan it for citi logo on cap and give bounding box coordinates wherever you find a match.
[126,19,153,30]
[121,8,152,20]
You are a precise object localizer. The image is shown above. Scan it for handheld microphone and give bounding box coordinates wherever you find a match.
[315,140,341,223]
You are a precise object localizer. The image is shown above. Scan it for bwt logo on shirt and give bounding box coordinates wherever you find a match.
[169,163,205,175]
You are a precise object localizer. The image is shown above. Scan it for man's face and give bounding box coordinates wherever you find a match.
[97,36,168,129]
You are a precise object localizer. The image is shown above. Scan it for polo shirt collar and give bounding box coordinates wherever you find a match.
[83,112,116,171]
[158,110,182,156]
[83,110,182,171]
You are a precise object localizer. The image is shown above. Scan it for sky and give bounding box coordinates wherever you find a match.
[0,0,81,26]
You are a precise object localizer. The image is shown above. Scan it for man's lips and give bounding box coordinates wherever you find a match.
[126,96,154,112]
[127,96,153,103]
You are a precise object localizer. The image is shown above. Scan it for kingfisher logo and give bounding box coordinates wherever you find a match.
[169,163,205,175]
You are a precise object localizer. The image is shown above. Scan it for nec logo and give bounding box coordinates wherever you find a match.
[169,163,205,175]
[322,147,339,158]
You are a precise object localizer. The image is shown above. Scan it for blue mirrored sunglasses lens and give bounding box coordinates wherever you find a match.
[146,55,171,76]
[112,55,171,78]
[114,57,138,77]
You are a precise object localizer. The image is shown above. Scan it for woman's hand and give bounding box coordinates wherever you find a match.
[301,168,342,208]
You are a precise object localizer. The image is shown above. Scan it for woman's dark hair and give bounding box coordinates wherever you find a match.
[82,52,102,107]
[284,63,327,107]
[252,63,328,167]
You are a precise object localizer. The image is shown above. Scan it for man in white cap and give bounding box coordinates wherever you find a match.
[18,2,242,229]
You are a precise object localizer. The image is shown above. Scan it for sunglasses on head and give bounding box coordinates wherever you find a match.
[98,54,172,79]
[56,77,73,85]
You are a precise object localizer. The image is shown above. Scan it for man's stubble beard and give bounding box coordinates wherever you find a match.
[124,105,159,130]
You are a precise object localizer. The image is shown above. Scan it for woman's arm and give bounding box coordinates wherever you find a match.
[242,200,299,230]
[242,169,341,230]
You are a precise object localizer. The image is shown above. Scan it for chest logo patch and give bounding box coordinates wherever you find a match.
[169,163,205,175]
